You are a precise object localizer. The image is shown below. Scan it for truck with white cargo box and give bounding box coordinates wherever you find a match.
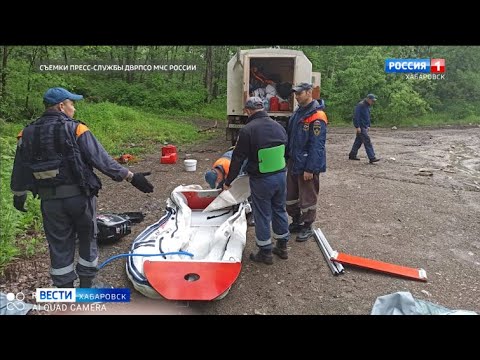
[226,48,321,145]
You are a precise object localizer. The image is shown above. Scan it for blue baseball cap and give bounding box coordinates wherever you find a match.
[43,87,83,105]
[366,93,378,101]
[205,169,218,189]
[292,82,313,93]
[244,97,264,110]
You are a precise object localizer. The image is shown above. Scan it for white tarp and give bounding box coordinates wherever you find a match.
[202,175,251,212]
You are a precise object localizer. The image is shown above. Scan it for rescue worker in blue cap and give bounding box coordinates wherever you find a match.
[10,87,154,288]
[286,83,328,242]
[223,96,290,264]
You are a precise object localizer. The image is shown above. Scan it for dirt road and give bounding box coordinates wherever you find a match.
[2,125,480,315]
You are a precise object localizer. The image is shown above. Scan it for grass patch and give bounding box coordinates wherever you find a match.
[75,102,211,156]
[0,101,218,270]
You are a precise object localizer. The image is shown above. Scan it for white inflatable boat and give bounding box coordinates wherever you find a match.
[126,177,250,301]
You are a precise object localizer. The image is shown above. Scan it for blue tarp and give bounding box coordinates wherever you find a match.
[371,291,478,315]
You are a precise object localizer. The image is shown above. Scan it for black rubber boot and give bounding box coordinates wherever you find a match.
[79,277,94,288]
[272,239,288,259]
[246,213,255,227]
[296,224,314,242]
[249,249,273,265]
[288,216,303,233]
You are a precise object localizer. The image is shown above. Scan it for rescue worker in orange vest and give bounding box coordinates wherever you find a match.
[10,87,154,289]
[204,149,234,190]
[286,83,328,241]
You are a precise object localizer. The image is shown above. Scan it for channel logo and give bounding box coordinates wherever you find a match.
[35,288,130,303]
[430,59,445,73]
[385,58,445,73]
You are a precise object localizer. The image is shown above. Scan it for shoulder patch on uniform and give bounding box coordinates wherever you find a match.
[313,120,322,136]
[75,123,89,138]
[303,123,309,132]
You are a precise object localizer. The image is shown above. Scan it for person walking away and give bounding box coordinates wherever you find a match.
[348,94,380,163]
[10,87,154,288]
[223,97,289,264]
[286,83,328,242]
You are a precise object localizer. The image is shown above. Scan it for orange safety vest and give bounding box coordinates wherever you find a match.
[212,157,231,181]
[303,110,328,125]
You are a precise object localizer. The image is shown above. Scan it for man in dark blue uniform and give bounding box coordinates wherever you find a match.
[286,83,328,242]
[348,94,380,163]
[224,97,289,264]
[10,87,154,288]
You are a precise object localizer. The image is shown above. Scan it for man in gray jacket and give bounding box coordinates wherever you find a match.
[10,87,154,288]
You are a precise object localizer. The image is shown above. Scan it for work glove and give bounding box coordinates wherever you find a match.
[131,172,154,193]
[13,194,27,212]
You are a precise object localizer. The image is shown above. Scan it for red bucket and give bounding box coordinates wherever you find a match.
[161,145,177,164]
[161,152,177,164]
[162,145,177,156]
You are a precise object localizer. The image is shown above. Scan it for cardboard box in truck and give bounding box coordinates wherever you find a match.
[226,48,320,145]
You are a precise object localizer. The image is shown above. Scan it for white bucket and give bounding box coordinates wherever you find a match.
[184,159,197,172]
